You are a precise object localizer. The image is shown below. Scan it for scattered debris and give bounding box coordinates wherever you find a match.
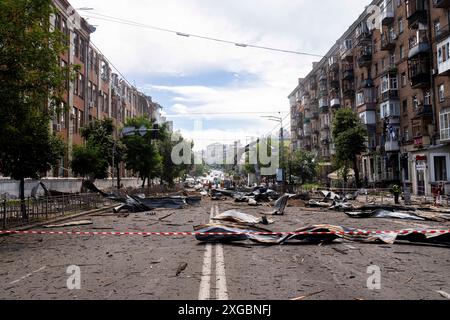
[291,290,324,300]
[345,209,426,221]
[270,195,289,215]
[176,262,188,276]
[194,223,450,246]
[212,210,273,226]
[437,290,450,300]
[44,220,93,228]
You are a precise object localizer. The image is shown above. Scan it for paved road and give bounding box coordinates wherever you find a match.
[1,197,450,300]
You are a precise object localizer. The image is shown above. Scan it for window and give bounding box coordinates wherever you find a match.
[424,91,431,105]
[439,84,445,102]
[440,108,450,141]
[435,20,441,38]
[74,33,80,57]
[80,38,86,62]
[404,126,409,141]
[72,107,78,133]
[399,44,404,59]
[398,18,404,34]
[434,156,447,182]
[401,72,407,87]
[413,95,419,110]
[403,99,408,113]
[78,74,85,99]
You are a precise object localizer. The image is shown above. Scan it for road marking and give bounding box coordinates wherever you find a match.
[214,205,229,300]
[198,207,214,300]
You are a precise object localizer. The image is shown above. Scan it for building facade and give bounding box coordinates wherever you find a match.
[51,0,164,178]
[290,0,450,195]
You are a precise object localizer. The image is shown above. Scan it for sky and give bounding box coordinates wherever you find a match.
[70,0,372,151]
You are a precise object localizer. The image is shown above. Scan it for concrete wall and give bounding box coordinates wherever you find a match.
[0,178,143,198]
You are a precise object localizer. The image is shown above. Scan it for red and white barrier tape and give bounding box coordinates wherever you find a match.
[0,230,449,237]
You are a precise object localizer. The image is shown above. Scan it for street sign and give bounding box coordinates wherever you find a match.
[138,126,147,137]
[122,126,136,137]
[276,168,283,182]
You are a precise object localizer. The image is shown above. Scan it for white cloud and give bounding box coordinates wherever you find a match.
[70,0,372,149]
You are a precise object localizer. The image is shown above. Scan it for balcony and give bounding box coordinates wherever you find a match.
[329,79,340,90]
[385,140,400,152]
[342,68,354,80]
[406,0,428,28]
[409,58,431,89]
[381,89,399,101]
[437,36,450,75]
[381,32,397,51]
[340,39,354,62]
[355,22,371,44]
[381,7,395,26]
[357,47,372,68]
[413,104,433,119]
[436,24,450,43]
[320,122,330,131]
[413,135,431,148]
[343,87,355,99]
[408,41,430,59]
[433,0,450,8]
[330,98,341,108]
[359,78,374,89]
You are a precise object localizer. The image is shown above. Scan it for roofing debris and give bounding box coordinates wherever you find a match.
[212,210,273,226]
[44,220,93,228]
[194,223,450,246]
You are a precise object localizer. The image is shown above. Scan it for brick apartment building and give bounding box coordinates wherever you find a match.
[51,0,164,178]
[290,0,450,196]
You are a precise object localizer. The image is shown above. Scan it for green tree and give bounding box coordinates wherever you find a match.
[158,125,191,187]
[122,117,162,188]
[71,119,125,187]
[332,108,367,188]
[290,150,317,185]
[0,0,69,219]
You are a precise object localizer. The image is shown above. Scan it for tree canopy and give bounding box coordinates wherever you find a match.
[0,0,69,218]
[332,108,367,187]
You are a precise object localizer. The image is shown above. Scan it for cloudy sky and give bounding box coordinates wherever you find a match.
[71,0,371,151]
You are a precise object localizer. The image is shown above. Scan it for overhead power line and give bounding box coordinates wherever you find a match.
[81,11,325,58]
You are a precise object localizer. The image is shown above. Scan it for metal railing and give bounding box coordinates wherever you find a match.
[1,193,113,230]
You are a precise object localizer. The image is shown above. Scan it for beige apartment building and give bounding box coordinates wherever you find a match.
[290,0,450,196]
[51,0,163,178]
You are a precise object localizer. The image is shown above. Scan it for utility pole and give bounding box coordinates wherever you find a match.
[261,113,285,192]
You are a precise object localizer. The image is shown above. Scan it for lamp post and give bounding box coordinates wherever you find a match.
[261,114,285,192]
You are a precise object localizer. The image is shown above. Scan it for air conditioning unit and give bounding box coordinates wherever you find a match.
[89,102,95,108]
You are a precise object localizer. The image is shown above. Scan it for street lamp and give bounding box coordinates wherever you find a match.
[261,114,285,192]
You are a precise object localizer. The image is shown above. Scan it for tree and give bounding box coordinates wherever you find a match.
[0,0,69,219]
[290,150,317,185]
[122,117,162,188]
[158,125,191,187]
[332,108,368,188]
[71,119,124,187]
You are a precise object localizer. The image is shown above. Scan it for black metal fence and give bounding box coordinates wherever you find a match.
[1,193,113,230]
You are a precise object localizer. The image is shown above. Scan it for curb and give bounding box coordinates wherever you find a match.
[1,204,116,234]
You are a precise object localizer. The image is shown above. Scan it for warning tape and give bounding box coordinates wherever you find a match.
[0,230,449,237]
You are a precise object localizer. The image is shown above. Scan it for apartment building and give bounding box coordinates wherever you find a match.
[290,0,450,195]
[51,0,163,178]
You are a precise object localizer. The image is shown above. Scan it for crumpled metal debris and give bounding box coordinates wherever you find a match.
[345,209,426,221]
[269,194,289,215]
[194,223,450,246]
[212,210,273,226]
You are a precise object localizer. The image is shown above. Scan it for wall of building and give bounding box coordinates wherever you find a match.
[289,0,450,195]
